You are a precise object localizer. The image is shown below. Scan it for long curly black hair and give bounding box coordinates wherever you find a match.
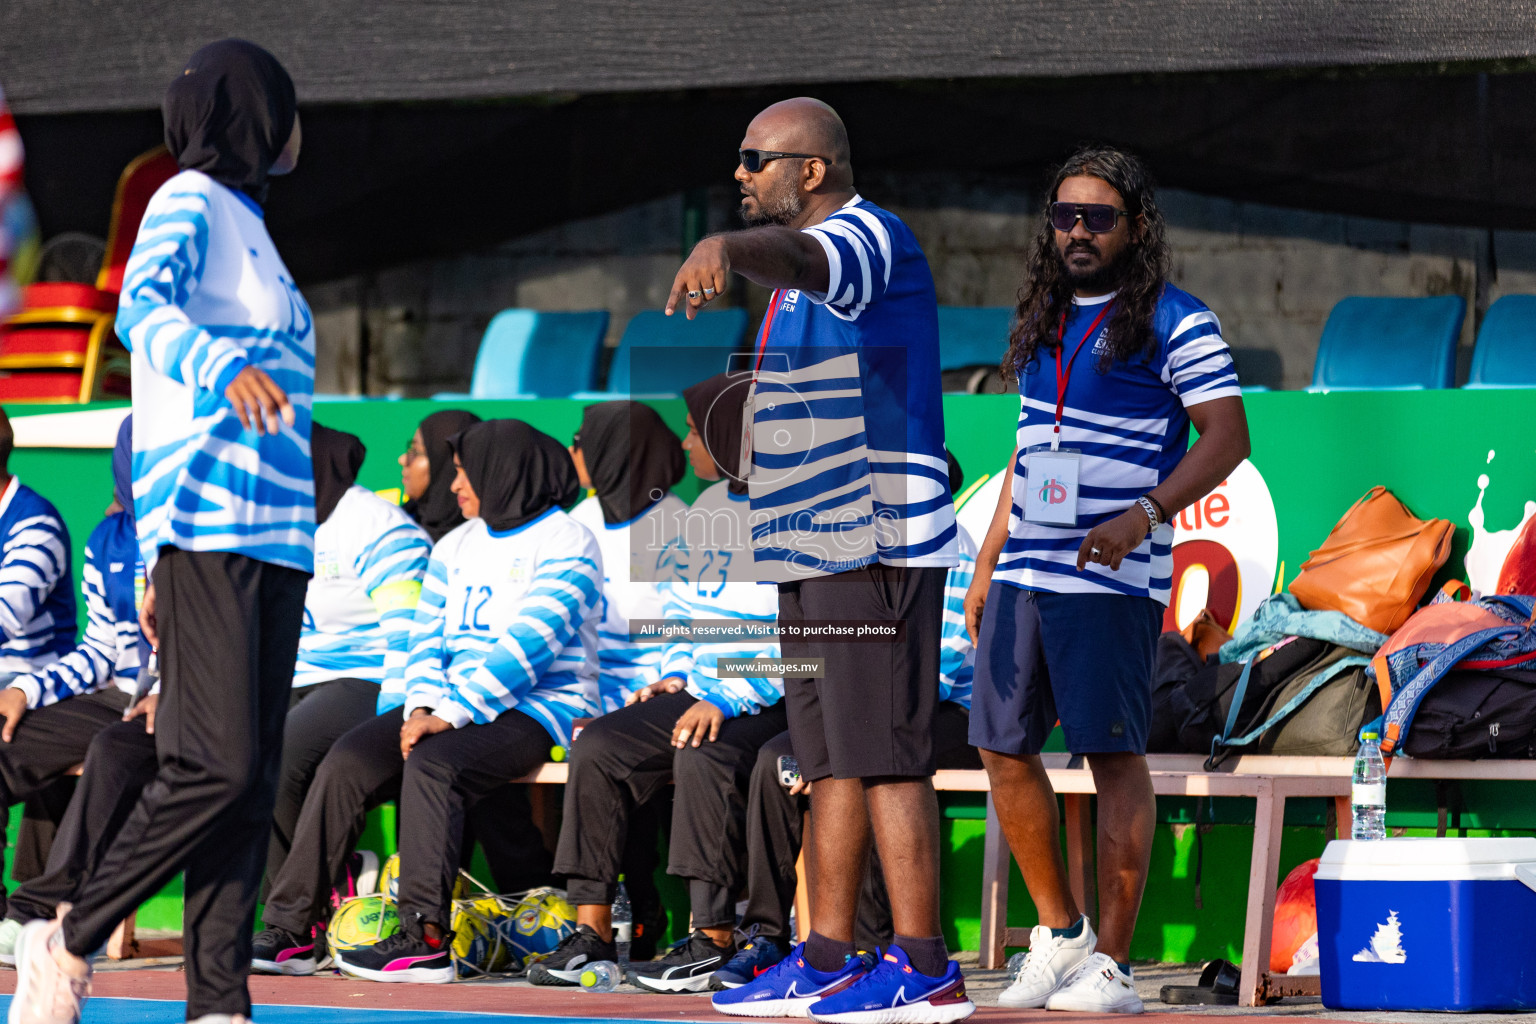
[1001,146,1170,381]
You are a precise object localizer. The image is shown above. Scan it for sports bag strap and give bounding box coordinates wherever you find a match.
[1380,624,1524,754]
[1439,580,1472,602]
[1206,657,1259,770]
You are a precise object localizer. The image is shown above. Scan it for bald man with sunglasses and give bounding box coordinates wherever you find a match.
[669,99,973,1024]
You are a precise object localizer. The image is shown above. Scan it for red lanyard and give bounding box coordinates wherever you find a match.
[754,289,785,374]
[1053,301,1113,441]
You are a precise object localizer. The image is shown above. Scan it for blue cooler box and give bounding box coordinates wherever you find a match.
[1314,837,1536,1011]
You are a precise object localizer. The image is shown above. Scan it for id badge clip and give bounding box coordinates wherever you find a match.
[1023,443,1081,526]
[739,381,756,480]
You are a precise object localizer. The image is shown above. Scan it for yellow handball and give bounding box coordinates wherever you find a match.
[327,895,400,959]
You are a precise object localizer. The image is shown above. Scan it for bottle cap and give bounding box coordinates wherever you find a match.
[550,745,567,762]
[618,873,626,883]
[1361,731,1379,740]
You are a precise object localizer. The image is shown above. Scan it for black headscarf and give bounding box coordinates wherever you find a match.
[111,414,134,526]
[404,409,482,542]
[163,39,297,205]
[311,423,366,526]
[682,373,752,496]
[450,420,581,533]
[577,401,686,525]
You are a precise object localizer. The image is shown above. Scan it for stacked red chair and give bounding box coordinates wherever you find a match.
[0,147,178,402]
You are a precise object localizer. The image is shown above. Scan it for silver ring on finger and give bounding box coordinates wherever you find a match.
[1091,546,1102,557]
[687,290,701,299]
[703,287,716,297]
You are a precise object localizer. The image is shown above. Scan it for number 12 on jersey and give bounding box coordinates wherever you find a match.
[459,585,493,632]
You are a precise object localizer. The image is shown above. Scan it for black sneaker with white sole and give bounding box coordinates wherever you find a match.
[333,928,455,984]
[527,924,618,986]
[251,926,321,976]
[628,930,738,993]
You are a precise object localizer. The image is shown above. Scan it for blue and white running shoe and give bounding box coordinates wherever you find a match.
[807,945,974,1024]
[712,943,870,1018]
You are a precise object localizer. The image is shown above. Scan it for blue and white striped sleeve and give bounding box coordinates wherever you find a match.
[0,512,68,644]
[801,205,893,320]
[397,557,450,716]
[937,546,976,709]
[358,520,431,694]
[435,553,602,729]
[1163,308,1241,406]
[654,581,696,684]
[115,183,250,395]
[9,540,117,709]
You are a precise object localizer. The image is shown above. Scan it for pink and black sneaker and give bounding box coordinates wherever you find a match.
[251,926,322,976]
[334,928,454,984]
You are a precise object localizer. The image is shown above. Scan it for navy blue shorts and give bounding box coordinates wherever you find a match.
[968,582,1161,756]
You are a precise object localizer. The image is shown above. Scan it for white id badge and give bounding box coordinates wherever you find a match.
[1023,445,1081,526]
[739,383,756,479]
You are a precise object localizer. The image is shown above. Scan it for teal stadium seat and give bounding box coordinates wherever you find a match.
[579,308,749,398]
[1467,295,1536,389]
[434,309,609,400]
[937,306,1013,372]
[1309,295,1464,391]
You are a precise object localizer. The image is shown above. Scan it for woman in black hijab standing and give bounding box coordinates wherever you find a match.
[10,40,311,1024]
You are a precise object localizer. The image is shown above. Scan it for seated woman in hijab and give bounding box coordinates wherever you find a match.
[254,420,602,985]
[398,407,554,893]
[568,401,687,712]
[399,410,481,543]
[537,374,784,992]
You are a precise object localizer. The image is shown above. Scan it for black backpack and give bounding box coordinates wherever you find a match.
[1399,668,1536,759]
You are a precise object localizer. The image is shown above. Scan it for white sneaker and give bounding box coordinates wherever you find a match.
[996,918,1096,1008]
[1043,953,1143,1014]
[8,918,91,1024]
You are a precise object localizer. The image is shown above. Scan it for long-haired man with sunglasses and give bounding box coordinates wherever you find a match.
[963,147,1250,1013]
[668,99,972,1024]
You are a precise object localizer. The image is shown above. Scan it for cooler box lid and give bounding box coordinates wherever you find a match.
[1317,838,1536,882]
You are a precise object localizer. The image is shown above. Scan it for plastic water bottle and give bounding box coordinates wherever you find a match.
[579,961,621,992]
[612,875,633,971]
[1352,731,1387,840]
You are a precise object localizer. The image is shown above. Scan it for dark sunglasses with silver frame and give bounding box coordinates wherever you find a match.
[738,148,828,173]
[1049,201,1131,234]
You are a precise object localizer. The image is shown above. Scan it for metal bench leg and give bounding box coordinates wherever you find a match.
[1064,793,1097,926]
[1239,780,1283,1007]
[979,793,1010,969]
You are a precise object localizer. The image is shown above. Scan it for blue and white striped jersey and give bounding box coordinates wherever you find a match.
[655,481,781,718]
[397,508,602,747]
[0,477,76,677]
[939,524,977,710]
[569,494,687,711]
[9,511,138,707]
[298,486,430,692]
[749,196,957,582]
[997,287,1241,603]
[118,170,315,575]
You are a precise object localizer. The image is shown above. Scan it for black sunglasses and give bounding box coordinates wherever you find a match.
[739,149,827,173]
[1050,202,1130,234]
